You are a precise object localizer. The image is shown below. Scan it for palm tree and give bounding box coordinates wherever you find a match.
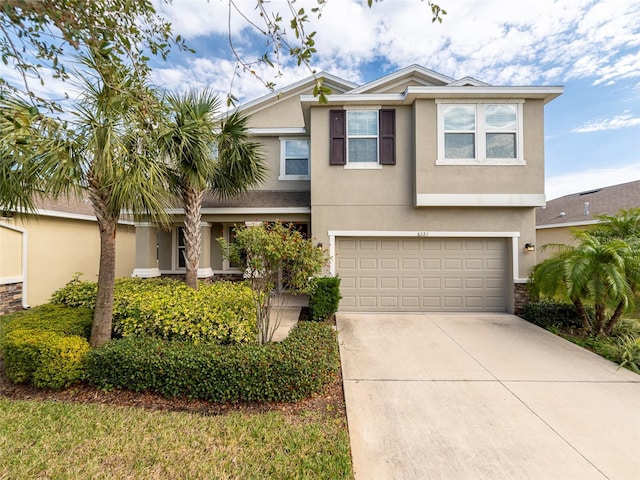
[531,229,640,335]
[591,208,640,241]
[0,49,172,347]
[160,89,266,289]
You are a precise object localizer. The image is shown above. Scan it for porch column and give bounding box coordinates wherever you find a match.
[132,223,160,278]
[198,222,214,279]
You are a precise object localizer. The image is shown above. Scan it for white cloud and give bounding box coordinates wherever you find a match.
[546,163,640,200]
[573,111,640,133]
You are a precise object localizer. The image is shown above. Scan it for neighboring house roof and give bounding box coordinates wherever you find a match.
[537,180,640,228]
[4,194,135,225]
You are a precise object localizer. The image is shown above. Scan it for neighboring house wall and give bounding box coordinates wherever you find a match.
[2,214,135,309]
[536,224,590,262]
[0,220,24,314]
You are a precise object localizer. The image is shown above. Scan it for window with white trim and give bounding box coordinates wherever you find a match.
[279,139,310,180]
[437,101,523,165]
[177,227,186,269]
[347,110,379,164]
[222,224,242,271]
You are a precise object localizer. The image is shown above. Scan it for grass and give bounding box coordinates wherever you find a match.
[0,398,353,479]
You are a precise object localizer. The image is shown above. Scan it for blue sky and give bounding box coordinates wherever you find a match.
[3,0,639,200]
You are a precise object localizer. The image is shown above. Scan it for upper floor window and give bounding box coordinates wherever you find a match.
[347,110,379,164]
[330,109,395,167]
[437,101,523,165]
[279,139,310,180]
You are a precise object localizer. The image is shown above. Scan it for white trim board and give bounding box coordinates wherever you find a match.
[166,207,311,215]
[416,194,546,207]
[536,219,599,229]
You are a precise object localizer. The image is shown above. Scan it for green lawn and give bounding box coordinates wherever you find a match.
[0,398,353,480]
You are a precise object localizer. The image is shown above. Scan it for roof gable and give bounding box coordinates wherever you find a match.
[227,72,356,119]
[349,64,454,94]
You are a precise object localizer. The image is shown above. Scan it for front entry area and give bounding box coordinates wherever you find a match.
[335,237,507,312]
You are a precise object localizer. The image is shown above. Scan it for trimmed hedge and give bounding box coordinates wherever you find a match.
[87,322,339,402]
[521,301,589,329]
[0,304,93,340]
[2,329,90,389]
[52,277,257,344]
[0,304,92,389]
[309,277,342,322]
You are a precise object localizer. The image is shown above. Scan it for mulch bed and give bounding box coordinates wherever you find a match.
[0,367,347,421]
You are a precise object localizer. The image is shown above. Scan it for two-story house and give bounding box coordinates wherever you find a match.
[132,65,562,314]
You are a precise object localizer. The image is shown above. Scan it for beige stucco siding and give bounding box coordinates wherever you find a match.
[414,99,545,196]
[250,136,310,192]
[0,222,23,279]
[536,225,587,262]
[246,93,307,129]
[309,104,539,281]
[312,205,537,280]
[12,215,135,306]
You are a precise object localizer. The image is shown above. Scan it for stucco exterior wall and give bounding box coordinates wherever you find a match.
[309,105,539,280]
[0,222,23,279]
[536,225,587,262]
[12,215,135,306]
[414,99,545,196]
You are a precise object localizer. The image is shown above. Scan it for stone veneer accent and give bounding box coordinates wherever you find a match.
[514,282,530,316]
[0,282,23,316]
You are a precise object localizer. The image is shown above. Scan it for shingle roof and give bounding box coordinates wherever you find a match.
[32,194,95,217]
[201,190,310,209]
[537,180,640,227]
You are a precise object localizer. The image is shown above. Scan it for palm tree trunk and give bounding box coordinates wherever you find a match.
[594,303,606,335]
[182,185,204,290]
[573,298,592,333]
[88,185,118,348]
[603,300,627,335]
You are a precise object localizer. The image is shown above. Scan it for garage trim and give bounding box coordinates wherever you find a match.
[328,230,522,282]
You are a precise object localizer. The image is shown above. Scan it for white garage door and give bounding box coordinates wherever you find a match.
[336,237,507,312]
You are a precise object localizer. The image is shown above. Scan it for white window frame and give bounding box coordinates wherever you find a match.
[345,107,382,170]
[222,223,243,272]
[436,100,525,166]
[279,138,310,180]
[173,226,186,271]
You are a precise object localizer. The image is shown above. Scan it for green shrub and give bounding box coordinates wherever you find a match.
[52,277,256,344]
[309,277,342,322]
[87,322,339,402]
[112,279,256,344]
[615,334,640,373]
[522,301,590,329]
[2,329,90,389]
[0,304,93,342]
[50,274,98,309]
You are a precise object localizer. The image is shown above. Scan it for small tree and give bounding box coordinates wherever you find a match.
[219,222,329,344]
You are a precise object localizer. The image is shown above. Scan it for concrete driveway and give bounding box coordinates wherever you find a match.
[337,313,640,480]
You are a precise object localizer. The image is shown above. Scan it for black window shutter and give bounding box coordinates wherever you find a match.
[379,109,396,165]
[329,109,346,165]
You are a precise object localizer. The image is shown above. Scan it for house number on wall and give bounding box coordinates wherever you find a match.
[417,231,429,237]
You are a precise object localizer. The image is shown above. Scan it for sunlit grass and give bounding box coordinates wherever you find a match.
[0,398,353,480]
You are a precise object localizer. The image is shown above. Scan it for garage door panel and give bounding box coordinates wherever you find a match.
[380,258,399,269]
[402,258,420,270]
[380,277,399,289]
[336,237,507,312]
